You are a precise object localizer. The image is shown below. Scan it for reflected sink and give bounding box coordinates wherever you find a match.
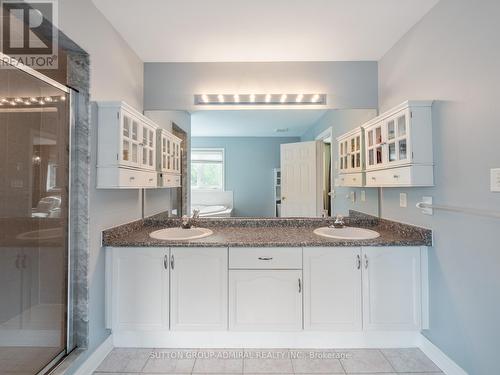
[149,227,213,241]
[313,226,380,240]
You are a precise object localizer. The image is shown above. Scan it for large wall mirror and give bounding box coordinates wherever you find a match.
[188,108,379,218]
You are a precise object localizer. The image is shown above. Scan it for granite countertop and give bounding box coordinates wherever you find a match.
[102,211,432,248]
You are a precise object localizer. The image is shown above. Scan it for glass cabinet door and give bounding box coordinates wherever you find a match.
[366,123,384,168]
[388,111,410,164]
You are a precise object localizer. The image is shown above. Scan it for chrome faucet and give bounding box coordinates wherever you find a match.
[330,214,345,229]
[181,209,200,229]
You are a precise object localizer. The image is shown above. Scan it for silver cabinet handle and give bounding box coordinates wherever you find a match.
[258,257,273,261]
[393,174,400,179]
[129,176,135,180]
[356,254,361,270]
[298,278,302,293]
[15,255,20,269]
[170,254,175,270]
[164,254,168,270]
[364,254,369,269]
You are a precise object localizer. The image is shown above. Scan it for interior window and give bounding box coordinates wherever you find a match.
[191,148,225,191]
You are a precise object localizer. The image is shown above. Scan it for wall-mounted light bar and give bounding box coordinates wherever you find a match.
[0,95,66,107]
[194,93,327,106]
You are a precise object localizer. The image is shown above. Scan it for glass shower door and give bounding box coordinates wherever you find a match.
[0,65,70,374]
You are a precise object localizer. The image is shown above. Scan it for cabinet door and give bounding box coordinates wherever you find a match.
[229,270,302,331]
[386,110,411,166]
[112,248,169,331]
[362,247,421,331]
[170,247,228,330]
[304,248,362,331]
[120,111,141,168]
[140,124,156,170]
[365,122,385,169]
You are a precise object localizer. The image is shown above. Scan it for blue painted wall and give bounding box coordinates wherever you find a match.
[378,1,500,373]
[191,137,300,217]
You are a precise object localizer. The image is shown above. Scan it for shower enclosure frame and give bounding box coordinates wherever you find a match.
[0,52,77,374]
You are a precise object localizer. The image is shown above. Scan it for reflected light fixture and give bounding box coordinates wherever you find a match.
[194,93,326,106]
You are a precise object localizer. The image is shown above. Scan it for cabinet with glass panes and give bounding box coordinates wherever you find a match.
[362,101,434,187]
[96,102,159,189]
[157,128,182,188]
[336,127,364,187]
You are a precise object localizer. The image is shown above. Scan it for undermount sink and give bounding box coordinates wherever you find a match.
[149,227,214,241]
[313,226,380,240]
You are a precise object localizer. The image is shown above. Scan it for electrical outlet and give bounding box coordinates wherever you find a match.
[491,168,500,192]
[361,190,366,202]
[400,193,407,208]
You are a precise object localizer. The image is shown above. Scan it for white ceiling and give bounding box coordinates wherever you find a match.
[92,0,439,62]
[191,109,328,137]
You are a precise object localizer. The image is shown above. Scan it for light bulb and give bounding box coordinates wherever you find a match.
[217,94,224,103]
[280,94,287,103]
[201,94,209,103]
[249,94,256,102]
[265,94,272,103]
[296,94,304,103]
[233,94,240,103]
[311,94,320,103]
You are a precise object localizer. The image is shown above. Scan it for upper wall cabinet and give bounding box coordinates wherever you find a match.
[97,102,159,189]
[157,129,182,188]
[336,127,364,187]
[362,101,434,187]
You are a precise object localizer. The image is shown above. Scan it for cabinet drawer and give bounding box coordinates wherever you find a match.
[97,167,156,188]
[366,165,433,187]
[229,247,302,269]
[118,168,157,188]
[160,173,181,188]
[338,173,364,187]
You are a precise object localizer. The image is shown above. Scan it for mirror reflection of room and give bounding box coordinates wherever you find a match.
[190,108,379,218]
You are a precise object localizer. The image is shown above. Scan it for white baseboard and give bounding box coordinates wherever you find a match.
[73,335,113,375]
[113,330,421,348]
[417,334,468,375]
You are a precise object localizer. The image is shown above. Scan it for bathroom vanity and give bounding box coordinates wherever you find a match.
[103,213,431,348]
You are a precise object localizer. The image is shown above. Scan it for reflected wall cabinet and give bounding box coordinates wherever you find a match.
[157,128,182,188]
[97,101,158,188]
[336,127,364,187]
[362,101,434,187]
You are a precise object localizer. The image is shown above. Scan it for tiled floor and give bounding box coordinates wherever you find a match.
[94,347,444,374]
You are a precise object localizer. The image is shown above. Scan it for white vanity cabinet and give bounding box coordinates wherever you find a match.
[170,247,228,330]
[303,247,362,331]
[105,247,169,331]
[337,128,364,187]
[362,247,422,331]
[157,129,182,187]
[105,245,428,346]
[97,102,158,188]
[362,101,434,187]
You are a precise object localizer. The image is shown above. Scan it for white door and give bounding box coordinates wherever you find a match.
[170,247,228,330]
[280,141,322,217]
[229,270,302,331]
[362,247,422,331]
[111,247,169,331]
[304,247,362,331]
